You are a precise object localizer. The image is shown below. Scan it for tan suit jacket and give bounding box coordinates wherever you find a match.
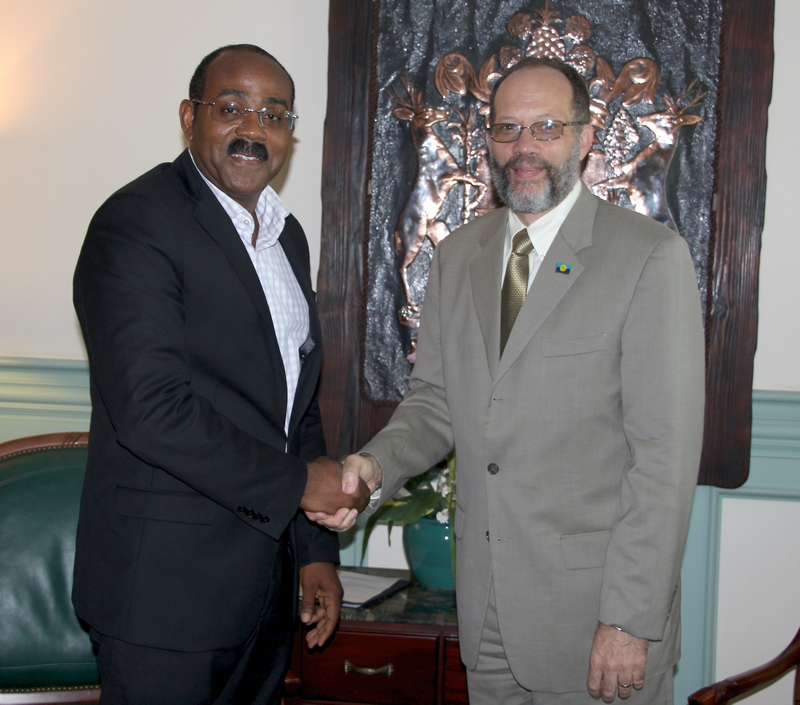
[364,186,705,692]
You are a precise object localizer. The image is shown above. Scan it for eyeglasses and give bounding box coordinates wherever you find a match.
[191,99,298,132]
[488,119,587,143]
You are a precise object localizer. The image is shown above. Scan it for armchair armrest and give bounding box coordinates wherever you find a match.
[688,627,800,705]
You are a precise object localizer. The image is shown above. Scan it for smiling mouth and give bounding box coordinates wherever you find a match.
[507,156,549,183]
[510,167,546,187]
[228,139,269,162]
[513,165,544,176]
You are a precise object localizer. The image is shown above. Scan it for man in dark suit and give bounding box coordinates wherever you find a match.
[72,44,367,705]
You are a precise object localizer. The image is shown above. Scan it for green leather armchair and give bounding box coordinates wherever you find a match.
[0,433,100,704]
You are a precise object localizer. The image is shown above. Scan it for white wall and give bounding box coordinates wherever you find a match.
[753,0,800,391]
[0,0,328,360]
[716,497,800,705]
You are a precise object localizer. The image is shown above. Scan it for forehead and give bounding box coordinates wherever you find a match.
[203,50,292,103]
[493,66,574,119]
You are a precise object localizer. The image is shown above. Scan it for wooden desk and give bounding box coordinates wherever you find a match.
[284,570,468,705]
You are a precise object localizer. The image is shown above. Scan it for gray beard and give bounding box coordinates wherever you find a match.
[490,141,582,215]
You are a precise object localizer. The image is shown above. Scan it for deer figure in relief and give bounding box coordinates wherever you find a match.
[595,82,705,227]
[392,80,487,324]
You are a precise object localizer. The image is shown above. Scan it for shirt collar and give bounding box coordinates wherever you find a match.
[188,150,289,249]
[507,180,582,257]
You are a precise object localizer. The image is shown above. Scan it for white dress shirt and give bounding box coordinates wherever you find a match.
[190,152,309,434]
[502,180,582,290]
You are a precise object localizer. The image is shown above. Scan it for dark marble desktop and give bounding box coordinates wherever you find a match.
[340,567,458,627]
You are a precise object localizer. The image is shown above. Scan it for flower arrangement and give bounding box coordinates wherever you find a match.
[362,454,456,553]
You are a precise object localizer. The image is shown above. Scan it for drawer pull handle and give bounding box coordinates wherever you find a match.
[343,659,394,677]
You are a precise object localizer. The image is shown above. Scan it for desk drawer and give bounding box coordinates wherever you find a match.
[301,631,437,704]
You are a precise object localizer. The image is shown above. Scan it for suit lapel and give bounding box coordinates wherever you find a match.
[494,186,598,382]
[469,210,507,380]
[280,220,322,437]
[176,151,288,413]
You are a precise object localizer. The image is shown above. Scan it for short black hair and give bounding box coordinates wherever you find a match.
[489,57,590,124]
[188,44,295,107]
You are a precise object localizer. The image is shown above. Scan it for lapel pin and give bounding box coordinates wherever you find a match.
[555,262,573,274]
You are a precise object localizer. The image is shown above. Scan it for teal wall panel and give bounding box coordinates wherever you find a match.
[675,486,716,702]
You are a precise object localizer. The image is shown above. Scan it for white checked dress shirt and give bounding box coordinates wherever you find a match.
[191,153,309,434]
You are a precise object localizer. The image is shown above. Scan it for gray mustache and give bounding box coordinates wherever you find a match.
[507,155,550,170]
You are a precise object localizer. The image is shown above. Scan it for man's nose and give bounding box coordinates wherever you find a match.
[513,127,540,154]
[236,111,267,139]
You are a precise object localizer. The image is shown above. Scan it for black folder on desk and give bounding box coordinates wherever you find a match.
[338,569,410,609]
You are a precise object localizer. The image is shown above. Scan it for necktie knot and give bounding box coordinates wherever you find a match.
[512,228,534,257]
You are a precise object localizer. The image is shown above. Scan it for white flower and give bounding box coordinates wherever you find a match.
[429,467,453,498]
[436,509,449,524]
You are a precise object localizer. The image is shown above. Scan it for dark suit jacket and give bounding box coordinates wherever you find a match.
[72,149,338,651]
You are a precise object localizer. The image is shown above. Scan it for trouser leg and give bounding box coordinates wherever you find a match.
[466,582,534,705]
[91,540,295,705]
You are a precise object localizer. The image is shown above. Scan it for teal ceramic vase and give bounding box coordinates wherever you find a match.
[402,517,455,591]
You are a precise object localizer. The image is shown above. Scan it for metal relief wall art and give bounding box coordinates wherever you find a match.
[365,0,721,402]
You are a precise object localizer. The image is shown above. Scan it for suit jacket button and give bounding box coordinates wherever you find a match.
[487,463,499,475]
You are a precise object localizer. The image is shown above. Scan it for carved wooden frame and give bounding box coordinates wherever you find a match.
[317,0,774,487]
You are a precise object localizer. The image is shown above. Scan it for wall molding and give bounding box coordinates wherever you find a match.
[3,361,796,453]
[751,390,800,460]
[0,356,89,402]
[0,357,90,439]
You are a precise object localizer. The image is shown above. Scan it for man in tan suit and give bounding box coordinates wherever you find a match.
[312,58,704,704]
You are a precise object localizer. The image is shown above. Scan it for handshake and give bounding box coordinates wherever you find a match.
[300,455,383,532]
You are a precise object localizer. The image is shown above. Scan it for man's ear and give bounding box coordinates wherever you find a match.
[578,123,594,160]
[179,100,195,142]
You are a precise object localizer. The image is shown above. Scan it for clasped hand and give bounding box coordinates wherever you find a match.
[302,454,382,532]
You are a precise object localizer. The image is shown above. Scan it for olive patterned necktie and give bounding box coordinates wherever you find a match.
[500,228,535,355]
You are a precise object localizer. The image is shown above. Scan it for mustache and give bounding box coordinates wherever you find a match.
[228,139,268,161]
[505,154,552,172]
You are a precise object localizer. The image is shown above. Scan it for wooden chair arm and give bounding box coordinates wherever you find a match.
[688,627,800,704]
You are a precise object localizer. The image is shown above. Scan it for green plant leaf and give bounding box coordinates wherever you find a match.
[360,489,441,562]
[361,511,381,563]
[375,489,440,524]
[360,455,458,563]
